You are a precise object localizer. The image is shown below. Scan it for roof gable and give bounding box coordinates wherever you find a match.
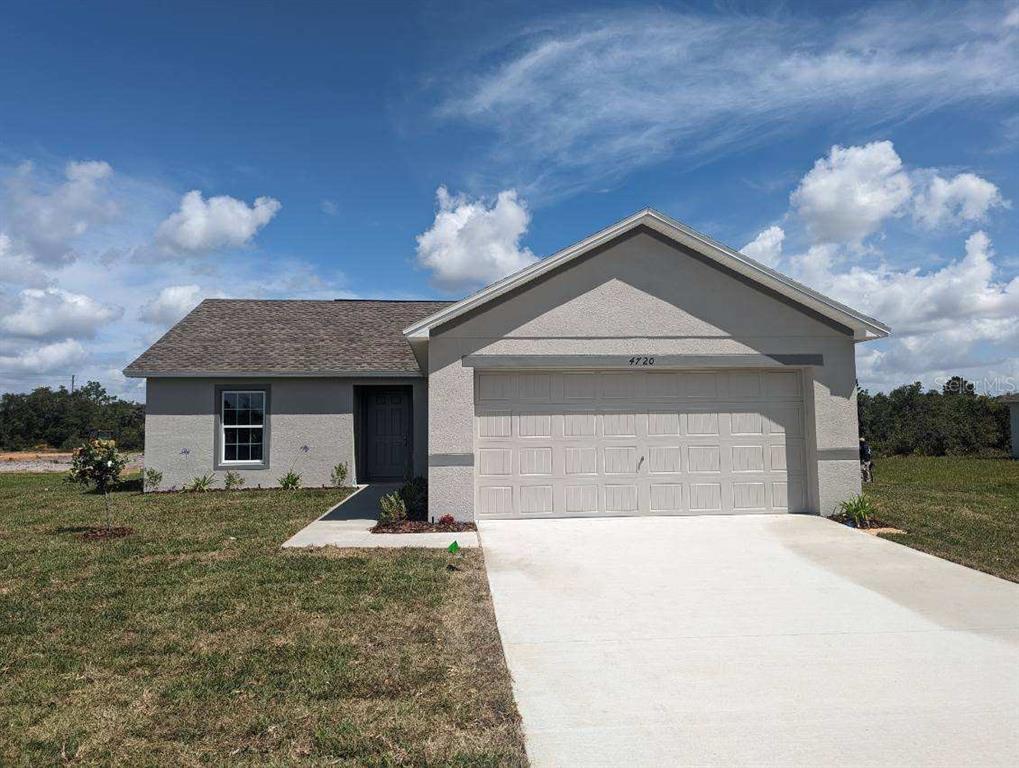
[404,209,890,341]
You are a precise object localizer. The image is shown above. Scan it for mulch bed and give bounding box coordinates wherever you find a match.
[371,520,477,534]
[830,513,898,531]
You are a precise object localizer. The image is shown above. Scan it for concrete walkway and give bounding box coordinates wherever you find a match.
[480,515,1019,767]
[282,483,479,549]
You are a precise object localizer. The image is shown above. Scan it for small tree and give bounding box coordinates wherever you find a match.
[67,438,126,528]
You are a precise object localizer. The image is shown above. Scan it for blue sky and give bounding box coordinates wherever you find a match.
[1,0,1018,399]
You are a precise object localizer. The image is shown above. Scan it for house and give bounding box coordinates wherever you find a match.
[125,209,890,518]
[1004,395,1019,458]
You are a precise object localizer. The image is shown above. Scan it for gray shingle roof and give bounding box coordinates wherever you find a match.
[124,299,454,377]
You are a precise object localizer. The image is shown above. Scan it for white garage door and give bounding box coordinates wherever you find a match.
[474,369,807,518]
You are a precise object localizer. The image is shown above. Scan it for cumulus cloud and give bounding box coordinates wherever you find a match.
[436,4,1019,197]
[1,160,117,266]
[0,287,122,339]
[789,232,1019,382]
[0,233,48,287]
[741,226,785,268]
[913,172,1008,228]
[138,285,205,326]
[0,339,87,373]
[791,142,912,244]
[415,187,537,290]
[156,190,281,253]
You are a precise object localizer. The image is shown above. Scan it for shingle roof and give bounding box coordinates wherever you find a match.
[124,299,454,377]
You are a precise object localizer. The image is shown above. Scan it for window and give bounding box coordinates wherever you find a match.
[221,390,266,463]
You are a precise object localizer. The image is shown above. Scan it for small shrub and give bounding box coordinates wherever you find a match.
[278,471,302,490]
[143,467,163,492]
[224,470,245,490]
[187,473,215,492]
[378,491,407,525]
[838,494,876,528]
[66,438,126,528]
[330,462,349,487]
[400,476,428,521]
[438,514,456,525]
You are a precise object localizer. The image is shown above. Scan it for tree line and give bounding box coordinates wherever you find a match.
[0,376,1012,457]
[0,381,144,451]
[858,377,1012,457]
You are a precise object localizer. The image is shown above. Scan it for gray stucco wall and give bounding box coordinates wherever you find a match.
[144,376,427,490]
[427,230,863,520]
[1010,403,1019,459]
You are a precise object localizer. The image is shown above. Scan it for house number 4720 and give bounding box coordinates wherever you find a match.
[628,356,655,366]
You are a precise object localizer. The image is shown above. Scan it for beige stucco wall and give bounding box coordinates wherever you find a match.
[427,230,863,520]
[144,376,427,490]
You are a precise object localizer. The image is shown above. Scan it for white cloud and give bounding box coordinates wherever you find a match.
[415,186,537,290]
[788,232,1019,384]
[0,339,87,374]
[741,226,785,268]
[0,233,48,287]
[1,160,117,266]
[156,190,281,253]
[0,287,122,339]
[321,199,338,216]
[791,141,912,244]
[138,284,206,326]
[436,4,1019,197]
[913,172,1008,228]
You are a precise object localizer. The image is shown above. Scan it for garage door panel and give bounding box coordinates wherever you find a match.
[519,447,553,475]
[605,484,639,512]
[564,446,598,475]
[565,484,599,514]
[475,370,807,518]
[650,483,684,512]
[733,481,768,510]
[689,482,723,511]
[519,485,553,514]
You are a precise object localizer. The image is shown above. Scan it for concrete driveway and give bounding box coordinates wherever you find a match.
[479,515,1019,767]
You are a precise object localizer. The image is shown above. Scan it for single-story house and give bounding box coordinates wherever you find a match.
[125,209,890,519]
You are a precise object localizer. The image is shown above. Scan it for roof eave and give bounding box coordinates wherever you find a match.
[123,369,425,379]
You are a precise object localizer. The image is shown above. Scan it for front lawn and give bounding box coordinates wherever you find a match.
[867,455,1019,583]
[0,473,526,766]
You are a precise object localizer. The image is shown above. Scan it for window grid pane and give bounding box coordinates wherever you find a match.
[222,390,266,463]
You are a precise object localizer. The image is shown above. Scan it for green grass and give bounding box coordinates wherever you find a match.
[866,455,1019,583]
[0,473,526,767]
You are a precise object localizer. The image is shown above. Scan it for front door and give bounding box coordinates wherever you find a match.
[364,388,412,481]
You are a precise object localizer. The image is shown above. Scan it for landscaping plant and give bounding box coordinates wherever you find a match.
[278,471,302,490]
[66,438,126,528]
[330,462,349,487]
[224,470,245,490]
[400,476,429,520]
[143,467,163,492]
[187,473,215,492]
[378,491,407,524]
[838,494,877,528]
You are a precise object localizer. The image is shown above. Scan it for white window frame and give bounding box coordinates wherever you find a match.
[220,389,267,465]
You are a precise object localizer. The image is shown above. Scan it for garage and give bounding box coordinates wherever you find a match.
[475,368,807,518]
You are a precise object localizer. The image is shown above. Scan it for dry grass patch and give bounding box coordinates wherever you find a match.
[0,472,526,766]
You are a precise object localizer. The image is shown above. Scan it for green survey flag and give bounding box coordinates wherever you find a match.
[447,540,460,554]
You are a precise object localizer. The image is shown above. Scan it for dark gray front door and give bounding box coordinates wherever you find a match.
[365,388,411,480]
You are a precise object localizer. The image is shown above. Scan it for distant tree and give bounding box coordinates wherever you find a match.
[0,382,144,451]
[942,376,975,397]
